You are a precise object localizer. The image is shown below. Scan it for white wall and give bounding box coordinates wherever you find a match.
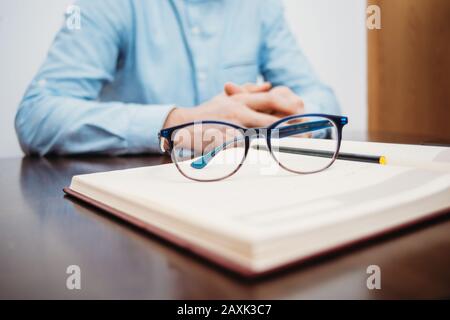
[0,0,367,158]
[284,0,368,135]
[0,0,72,158]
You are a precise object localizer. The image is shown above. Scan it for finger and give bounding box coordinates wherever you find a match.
[241,82,272,93]
[240,107,280,128]
[271,86,304,114]
[233,92,292,115]
[224,82,244,96]
[250,92,304,116]
[225,82,272,96]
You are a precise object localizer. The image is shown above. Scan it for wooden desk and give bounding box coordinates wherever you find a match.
[0,152,449,299]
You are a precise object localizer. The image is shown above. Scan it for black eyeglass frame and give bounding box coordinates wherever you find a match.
[159,113,348,182]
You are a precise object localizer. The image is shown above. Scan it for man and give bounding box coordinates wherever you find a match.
[15,0,340,156]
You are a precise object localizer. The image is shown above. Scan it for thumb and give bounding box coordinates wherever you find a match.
[224,82,244,96]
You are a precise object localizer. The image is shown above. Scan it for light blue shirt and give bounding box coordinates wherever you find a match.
[15,0,340,156]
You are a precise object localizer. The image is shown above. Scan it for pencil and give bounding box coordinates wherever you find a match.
[253,145,387,165]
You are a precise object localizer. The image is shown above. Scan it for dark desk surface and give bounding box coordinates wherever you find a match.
[1,138,450,299]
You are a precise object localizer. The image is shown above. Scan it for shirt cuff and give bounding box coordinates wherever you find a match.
[126,104,176,154]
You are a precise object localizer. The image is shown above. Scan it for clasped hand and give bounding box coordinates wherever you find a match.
[163,82,304,129]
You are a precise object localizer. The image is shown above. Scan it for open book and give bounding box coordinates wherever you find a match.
[64,141,450,277]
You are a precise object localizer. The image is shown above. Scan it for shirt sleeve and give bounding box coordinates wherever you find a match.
[259,0,341,115]
[15,0,174,156]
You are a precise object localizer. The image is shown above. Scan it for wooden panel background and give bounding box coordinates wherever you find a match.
[368,0,450,143]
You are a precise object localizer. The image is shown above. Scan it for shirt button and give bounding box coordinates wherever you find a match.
[191,26,201,35]
[197,72,207,81]
[37,79,47,87]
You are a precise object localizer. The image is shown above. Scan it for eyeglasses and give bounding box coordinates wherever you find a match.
[159,114,348,182]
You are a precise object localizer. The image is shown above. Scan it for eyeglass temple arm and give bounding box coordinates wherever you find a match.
[190,136,242,169]
[190,120,332,169]
[277,120,332,139]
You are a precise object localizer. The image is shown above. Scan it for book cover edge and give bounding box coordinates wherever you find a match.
[63,187,450,278]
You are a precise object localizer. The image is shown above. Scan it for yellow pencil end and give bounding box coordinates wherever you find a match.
[379,156,387,165]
